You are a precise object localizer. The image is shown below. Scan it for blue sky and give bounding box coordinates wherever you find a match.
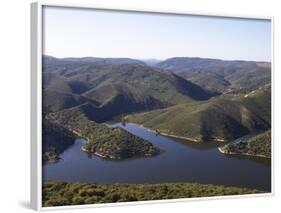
[43,6,271,62]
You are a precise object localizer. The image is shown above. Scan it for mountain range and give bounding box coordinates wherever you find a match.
[43,55,213,121]
[43,55,271,142]
[155,57,271,94]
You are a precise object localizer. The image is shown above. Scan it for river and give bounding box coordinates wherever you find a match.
[43,122,271,191]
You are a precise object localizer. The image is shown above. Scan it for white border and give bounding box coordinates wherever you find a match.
[31,1,274,211]
[31,2,42,211]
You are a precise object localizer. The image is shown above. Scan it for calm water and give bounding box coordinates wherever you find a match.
[43,123,271,191]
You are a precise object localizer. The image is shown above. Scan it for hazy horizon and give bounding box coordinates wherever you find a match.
[43,6,271,62]
[44,54,271,63]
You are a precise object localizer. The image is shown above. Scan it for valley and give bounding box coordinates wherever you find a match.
[42,55,271,162]
[42,55,272,205]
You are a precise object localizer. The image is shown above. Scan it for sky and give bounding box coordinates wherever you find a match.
[43,6,272,62]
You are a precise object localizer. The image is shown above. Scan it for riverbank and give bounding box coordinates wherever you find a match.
[134,123,200,142]
[218,131,271,159]
[218,146,271,159]
[69,130,109,158]
[69,129,110,158]
[68,129,111,159]
[126,122,226,143]
[43,151,61,164]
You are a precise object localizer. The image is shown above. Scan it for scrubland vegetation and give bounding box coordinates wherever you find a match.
[219,131,271,158]
[47,108,160,160]
[127,85,271,142]
[43,181,262,207]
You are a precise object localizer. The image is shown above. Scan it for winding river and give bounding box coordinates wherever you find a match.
[43,122,271,191]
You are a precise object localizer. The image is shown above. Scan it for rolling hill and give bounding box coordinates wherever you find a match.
[43,56,212,121]
[156,57,271,94]
[43,55,271,145]
[127,85,271,142]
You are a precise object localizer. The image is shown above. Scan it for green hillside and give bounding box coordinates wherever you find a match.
[43,90,88,112]
[179,72,230,94]
[79,64,211,103]
[43,56,212,121]
[43,181,261,207]
[47,107,160,160]
[127,86,271,142]
[219,131,271,158]
[156,57,271,94]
